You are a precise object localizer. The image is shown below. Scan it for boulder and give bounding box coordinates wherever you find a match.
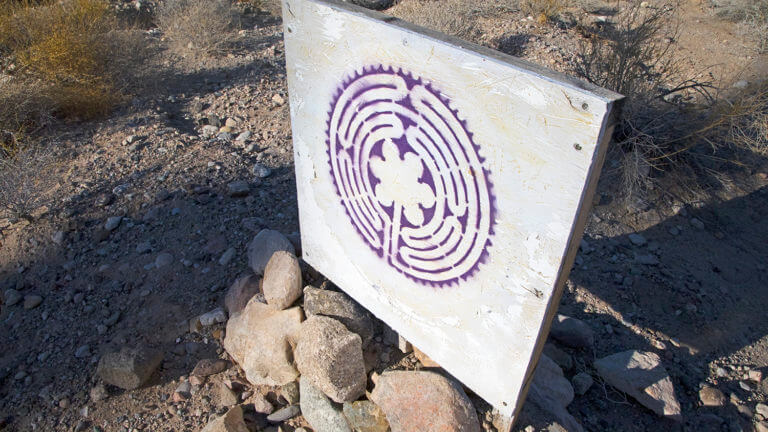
[299,376,352,432]
[201,405,249,432]
[594,350,682,421]
[247,229,295,275]
[550,314,594,348]
[343,400,390,432]
[223,299,303,386]
[192,359,228,378]
[699,386,726,407]
[225,274,262,316]
[262,251,302,310]
[295,316,366,403]
[303,286,374,345]
[370,370,481,432]
[96,346,163,390]
[525,354,581,432]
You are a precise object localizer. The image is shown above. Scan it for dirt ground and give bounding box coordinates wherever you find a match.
[1,0,767,431]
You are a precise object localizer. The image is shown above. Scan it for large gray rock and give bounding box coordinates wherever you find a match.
[299,376,352,432]
[303,286,374,345]
[370,370,481,432]
[525,354,582,432]
[96,346,163,390]
[550,314,594,348]
[224,274,262,316]
[594,350,682,422]
[201,405,249,432]
[223,299,303,386]
[262,251,302,310]
[247,229,295,275]
[295,316,366,403]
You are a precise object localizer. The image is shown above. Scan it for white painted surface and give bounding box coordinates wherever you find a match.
[282,0,622,420]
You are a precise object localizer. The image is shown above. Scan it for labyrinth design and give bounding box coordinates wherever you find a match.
[326,66,495,285]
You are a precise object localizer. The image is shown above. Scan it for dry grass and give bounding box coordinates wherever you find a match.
[157,0,240,55]
[387,0,485,42]
[0,147,54,222]
[711,0,768,52]
[519,0,564,23]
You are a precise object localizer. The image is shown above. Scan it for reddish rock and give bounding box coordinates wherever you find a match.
[262,251,302,310]
[370,370,481,432]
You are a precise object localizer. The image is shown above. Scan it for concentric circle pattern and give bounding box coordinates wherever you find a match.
[326,66,495,285]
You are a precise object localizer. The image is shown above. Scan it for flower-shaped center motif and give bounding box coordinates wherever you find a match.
[370,139,436,227]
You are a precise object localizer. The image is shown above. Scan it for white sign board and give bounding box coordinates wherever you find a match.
[282,0,622,421]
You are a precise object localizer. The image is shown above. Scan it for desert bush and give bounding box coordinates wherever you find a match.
[0,147,54,222]
[710,0,768,52]
[157,0,240,54]
[0,77,54,156]
[519,0,563,23]
[0,0,129,120]
[388,0,483,42]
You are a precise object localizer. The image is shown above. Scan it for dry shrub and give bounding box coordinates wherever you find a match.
[0,0,128,120]
[388,0,483,42]
[711,0,768,52]
[725,84,768,156]
[0,147,54,222]
[0,77,54,156]
[519,0,564,23]
[157,0,240,54]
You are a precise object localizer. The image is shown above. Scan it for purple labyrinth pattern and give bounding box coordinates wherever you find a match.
[326,66,495,286]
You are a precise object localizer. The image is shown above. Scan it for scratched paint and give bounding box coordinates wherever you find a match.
[281,0,622,421]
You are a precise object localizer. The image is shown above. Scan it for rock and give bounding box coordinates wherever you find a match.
[733,80,749,89]
[280,381,300,405]
[303,286,374,346]
[343,400,390,432]
[104,311,120,327]
[201,405,249,432]
[224,274,262,316]
[136,241,152,254]
[246,229,295,275]
[174,380,191,402]
[594,350,681,421]
[223,300,303,386]
[526,355,581,432]
[227,181,250,197]
[628,233,647,246]
[200,307,227,326]
[155,252,174,268]
[756,403,768,418]
[398,335,412,354]
[749,370,763,382]
[90,384,108,402]
[571,372,593,396]
[251,392,275,414]
[262,251,302,310]
[192,359,228,377]
[634,253,660,265]
[23,295,43,309]
[542,343,572,370]
[105,216,123,231]
[550,314,594,348]
[371,370,481,432]
[4,289,22,306]
[75,345,91,358]
[299,376,352,432]
[295,316,366,403]
[271,94,285,105]
[253,162,272,178]
[267,405,300,423]
[96,346,164,390]
[217,382,239,407]
[236,131,251,142]
[690,217,705,230]
[219,248,236,266]
[699,386,726,407]
[413,346,440,368]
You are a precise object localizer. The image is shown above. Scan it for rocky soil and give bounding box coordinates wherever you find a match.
[1,0,768,431]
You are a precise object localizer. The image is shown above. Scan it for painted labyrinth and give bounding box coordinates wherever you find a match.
[327,66,495,285]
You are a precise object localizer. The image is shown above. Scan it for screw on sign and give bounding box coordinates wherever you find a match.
[327,66,496,286]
